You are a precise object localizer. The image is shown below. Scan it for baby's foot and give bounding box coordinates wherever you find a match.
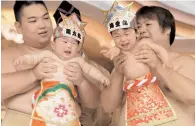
[100,47,120,60]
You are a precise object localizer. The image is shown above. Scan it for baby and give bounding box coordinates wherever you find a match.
[101,33,172,81]
[13,13,110,126]
[101,2,176,126]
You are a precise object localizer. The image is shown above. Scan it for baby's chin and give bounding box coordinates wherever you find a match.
[119,45,133,51]
[59,54,75,61]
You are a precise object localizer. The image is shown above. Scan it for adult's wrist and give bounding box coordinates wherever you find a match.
[74,74,85,87]
[115,68,124,78]
[155,59,163,72]
[30,69,38,82]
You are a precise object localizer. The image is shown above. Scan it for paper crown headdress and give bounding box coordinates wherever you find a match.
[54,12,86,43]
[103,1,136,32]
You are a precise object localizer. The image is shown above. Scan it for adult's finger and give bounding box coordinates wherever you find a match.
[43,73,53,78]
[134,54,148,60]
[137,44,151,52]
[67,76,78,81]
[64,69,75,77]
[134,49,150,56]
[120,60,127,69]
[136,58,150,63]
[42,63,57,69]
[41,57,54,63]
[43,67,57,73]
[64,65,78,73]
[113,55,127,66]
[68,62,80,69]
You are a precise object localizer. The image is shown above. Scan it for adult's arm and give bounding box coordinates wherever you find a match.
[2,49,37,100]
[156,55,195,105]
[100,68,124,113]
[77,77,101,108]
[100,55,127,113]
[134,44,195,105]
[2,48,56,101]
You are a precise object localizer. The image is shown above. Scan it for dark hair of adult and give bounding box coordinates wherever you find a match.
[136,6,176,45]
[13,0,48,22]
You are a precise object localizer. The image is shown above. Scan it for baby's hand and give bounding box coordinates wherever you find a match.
[100,76,110,88]
[100,49,110,58]
[100,47,120,60]
[13,56,29,66]
[13,56,34,71]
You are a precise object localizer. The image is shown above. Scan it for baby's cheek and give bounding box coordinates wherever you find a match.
[115,42,121,48]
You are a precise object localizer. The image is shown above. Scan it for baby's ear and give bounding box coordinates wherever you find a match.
[135,29,140,40]
[77,41,83,52]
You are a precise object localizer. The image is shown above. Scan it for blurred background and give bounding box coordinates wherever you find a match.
[1,1,195,72]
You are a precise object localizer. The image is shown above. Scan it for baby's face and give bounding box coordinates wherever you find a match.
[112,28,137,51]
[52,36,80,60]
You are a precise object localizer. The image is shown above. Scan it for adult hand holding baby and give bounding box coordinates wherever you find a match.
[113,54,127,74]
[134,41,161,69]
[32,57,57,80]
[13,55,57,80]
[134,38,172,69]
[64,62,84,86]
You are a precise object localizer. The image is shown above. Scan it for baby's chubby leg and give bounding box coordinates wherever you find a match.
[76,57,110,89]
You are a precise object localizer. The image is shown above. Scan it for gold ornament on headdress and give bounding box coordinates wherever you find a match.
[103,1,136,32]
[54,12,87,43]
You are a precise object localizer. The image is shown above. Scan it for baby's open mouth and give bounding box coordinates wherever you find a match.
[121,43,129,47]
[64,50,71,54]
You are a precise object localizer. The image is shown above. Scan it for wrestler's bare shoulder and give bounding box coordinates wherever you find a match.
[171,53,194,65]
[2,44,26,58]
[2,44,28,73]
[171,53,195,78]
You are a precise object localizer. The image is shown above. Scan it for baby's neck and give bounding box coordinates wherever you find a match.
[120,49,134,55]
[119,43,137,54]
[58,55,73,61]
[55,53,80,62]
